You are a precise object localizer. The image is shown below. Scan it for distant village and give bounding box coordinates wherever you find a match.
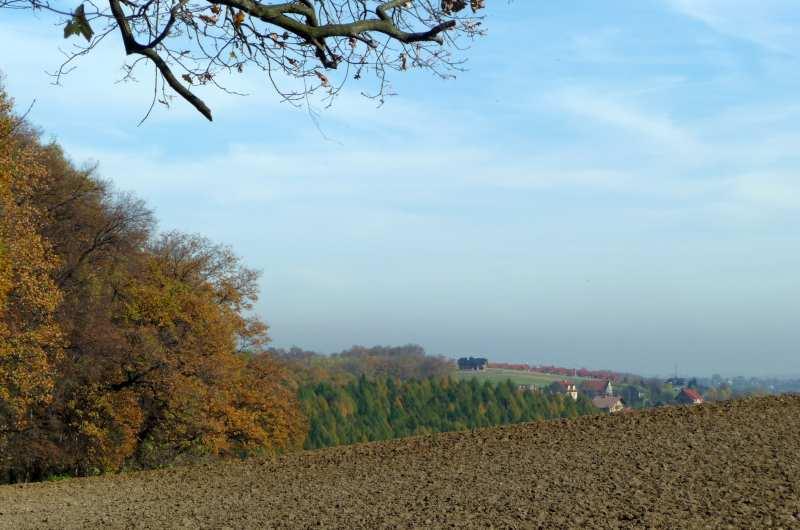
[457,357,716,413]
[542,379,703,413]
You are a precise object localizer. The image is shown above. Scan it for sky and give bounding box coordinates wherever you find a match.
[2,0,799,377]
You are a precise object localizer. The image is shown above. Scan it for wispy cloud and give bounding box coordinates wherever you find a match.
[551,89,703,159]
[665,0,800,53]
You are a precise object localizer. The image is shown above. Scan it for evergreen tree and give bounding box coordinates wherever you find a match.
[300,376,599,450]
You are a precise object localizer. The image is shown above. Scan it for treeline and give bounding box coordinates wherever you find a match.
[0,86,304,483]
[300,376,598,449]
[270,344,454,385]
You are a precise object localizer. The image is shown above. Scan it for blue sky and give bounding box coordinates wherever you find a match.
[2,0,800,376]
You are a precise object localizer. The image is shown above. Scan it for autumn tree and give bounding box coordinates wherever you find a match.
[0,91,306,481]
[37,224,306,473]
[1,0,488,120]
[0,89,64,482]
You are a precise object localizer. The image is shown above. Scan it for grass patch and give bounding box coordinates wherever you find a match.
[452,368,593,388]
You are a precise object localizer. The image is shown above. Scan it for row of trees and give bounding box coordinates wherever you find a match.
[488,362,643,384]
[300,376,598,449]
[0,88,305,483]
[270,344,454,385]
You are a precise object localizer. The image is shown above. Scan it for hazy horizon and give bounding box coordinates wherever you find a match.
[3,0,799,377]
[272,343,800,380]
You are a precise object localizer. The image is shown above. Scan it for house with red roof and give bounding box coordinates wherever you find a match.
[579,379,613,398]
[676,387,704,405]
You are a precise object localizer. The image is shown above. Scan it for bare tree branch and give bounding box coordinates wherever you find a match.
[1,0,487,121]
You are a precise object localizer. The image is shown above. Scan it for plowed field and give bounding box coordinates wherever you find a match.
[2,395,799,529]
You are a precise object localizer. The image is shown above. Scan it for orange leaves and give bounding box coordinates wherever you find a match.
[233,10,246,27]
[236,354,307,451]
[95,232,302,465]
[0,88,62,438]
[65,386,144,473]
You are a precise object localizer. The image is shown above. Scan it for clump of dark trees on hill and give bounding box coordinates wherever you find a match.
[457,357,488,370]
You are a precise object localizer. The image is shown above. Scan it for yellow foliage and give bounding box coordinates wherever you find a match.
[0,87,306,481]
[0,88,63,455]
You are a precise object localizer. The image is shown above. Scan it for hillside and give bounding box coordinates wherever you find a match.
[452,367,593,387]
[1,395,799,529]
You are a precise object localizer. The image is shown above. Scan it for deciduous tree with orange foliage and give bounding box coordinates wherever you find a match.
[0,91,64,481]
[0,85,306,482]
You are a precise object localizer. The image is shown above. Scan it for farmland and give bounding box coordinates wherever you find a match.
[452,367,594,387]
[2,395,798,528]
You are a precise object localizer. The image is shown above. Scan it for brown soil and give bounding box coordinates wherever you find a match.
[2,395,799,529]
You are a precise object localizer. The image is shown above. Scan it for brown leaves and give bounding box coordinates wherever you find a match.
[198,14,218,25]
[471,0,486,12]
[314,70,330,87]
[182,72,214,85]
[441,0,466,14]
[441,0,484,14]
[63,4,93,42]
